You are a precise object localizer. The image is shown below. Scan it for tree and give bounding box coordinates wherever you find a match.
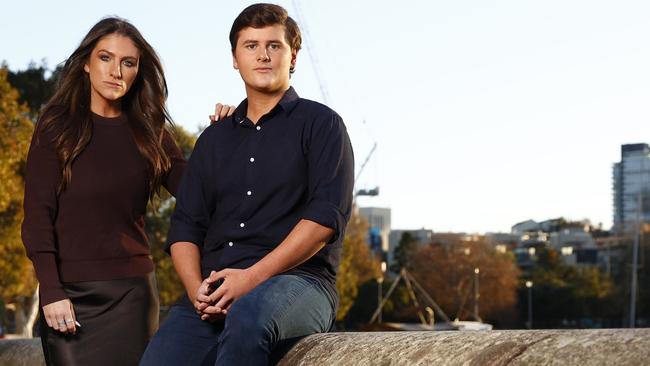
[145,126,197,307]
[390,232,419,272]
[0,66,38,335]
[5,60,61,118]
[637,231,650,322]
[336,208,380,321]
[526,247,617,328]
[612,230,650,326]
[409,238,520,327]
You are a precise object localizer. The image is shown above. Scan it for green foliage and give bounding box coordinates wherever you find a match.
[5,60,61,117]
[390,232,419,272]
[637,232,650,320]
[526,247,617,327]
[608,232,650,326]
[344,278,414,327]
[0,67,37,301]
[145,126,196,306]
[344,280,383,325]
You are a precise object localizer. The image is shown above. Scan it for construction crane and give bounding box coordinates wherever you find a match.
[354,141,379,199]
[291,1,378,200]
[291,0,330,106]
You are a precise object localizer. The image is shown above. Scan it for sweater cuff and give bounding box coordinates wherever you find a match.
[31,253,67,305]
[39,286,68,306]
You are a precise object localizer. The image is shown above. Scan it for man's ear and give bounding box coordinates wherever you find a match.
[290,50,298,69]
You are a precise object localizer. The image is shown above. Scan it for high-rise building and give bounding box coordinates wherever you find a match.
[358,207,391,256]
[612,143,650,234]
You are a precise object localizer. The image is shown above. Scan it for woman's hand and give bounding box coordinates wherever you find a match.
[209,103,236,124]
[42,299,77,334]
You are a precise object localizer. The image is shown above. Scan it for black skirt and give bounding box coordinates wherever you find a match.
[39,273,159,366]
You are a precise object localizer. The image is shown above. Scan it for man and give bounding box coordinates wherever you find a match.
[140,3,354,365]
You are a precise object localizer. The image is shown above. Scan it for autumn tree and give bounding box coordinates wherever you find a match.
[409,238,520,327]
[336,208,380,321]
[0,66,38,334]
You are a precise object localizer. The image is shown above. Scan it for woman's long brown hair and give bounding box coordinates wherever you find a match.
[37,17,173,197]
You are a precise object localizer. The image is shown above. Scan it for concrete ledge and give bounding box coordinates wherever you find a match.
[2,329,649,365]
[277,329,650,365]
[0,338,44,366]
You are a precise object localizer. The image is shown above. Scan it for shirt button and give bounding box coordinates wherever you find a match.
[249,157,255,163]
[247,190,252,196]
[256,126,261,131]
[240,222,245,228]
[228,242,234,247]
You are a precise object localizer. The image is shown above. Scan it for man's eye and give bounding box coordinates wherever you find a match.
[246,44,256,50]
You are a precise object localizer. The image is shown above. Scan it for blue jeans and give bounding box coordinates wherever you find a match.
[139,274,336,366]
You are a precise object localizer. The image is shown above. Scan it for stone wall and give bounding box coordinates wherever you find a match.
[1,329,649,365]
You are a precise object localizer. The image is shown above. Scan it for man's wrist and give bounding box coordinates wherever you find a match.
[186,280,202,303]
[247,265,271,286]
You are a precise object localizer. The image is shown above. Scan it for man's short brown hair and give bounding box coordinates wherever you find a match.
[229,3,302,53]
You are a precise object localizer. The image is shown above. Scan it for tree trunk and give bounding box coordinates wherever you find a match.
[15,285,39,338]
[24,285,39,337]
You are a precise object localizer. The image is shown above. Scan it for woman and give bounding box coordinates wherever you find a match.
[21,17,231,365]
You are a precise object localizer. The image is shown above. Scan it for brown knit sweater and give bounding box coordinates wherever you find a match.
[21,113,186,305]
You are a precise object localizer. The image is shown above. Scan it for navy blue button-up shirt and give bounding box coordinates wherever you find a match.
[167,87,354,303]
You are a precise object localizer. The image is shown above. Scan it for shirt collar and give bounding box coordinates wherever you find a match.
[231,86,300,127]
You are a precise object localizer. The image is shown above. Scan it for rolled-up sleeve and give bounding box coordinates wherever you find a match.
[301,112,354,243]
[21,126,67,306]
[165,131,211,252]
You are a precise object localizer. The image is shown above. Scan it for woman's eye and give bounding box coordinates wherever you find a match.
[100,55,110,61]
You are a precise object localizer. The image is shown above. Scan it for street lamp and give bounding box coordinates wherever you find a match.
[425,307,435,327]
[525,280,533,329]
[474,268,481,322]
[377,261,387,324]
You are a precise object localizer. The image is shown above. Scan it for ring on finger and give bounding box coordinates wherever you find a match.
[64,319,74,324]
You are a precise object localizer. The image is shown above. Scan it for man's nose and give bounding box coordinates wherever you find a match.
[257,48,270,61]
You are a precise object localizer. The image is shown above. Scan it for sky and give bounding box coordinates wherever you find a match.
[2,0,650,233]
